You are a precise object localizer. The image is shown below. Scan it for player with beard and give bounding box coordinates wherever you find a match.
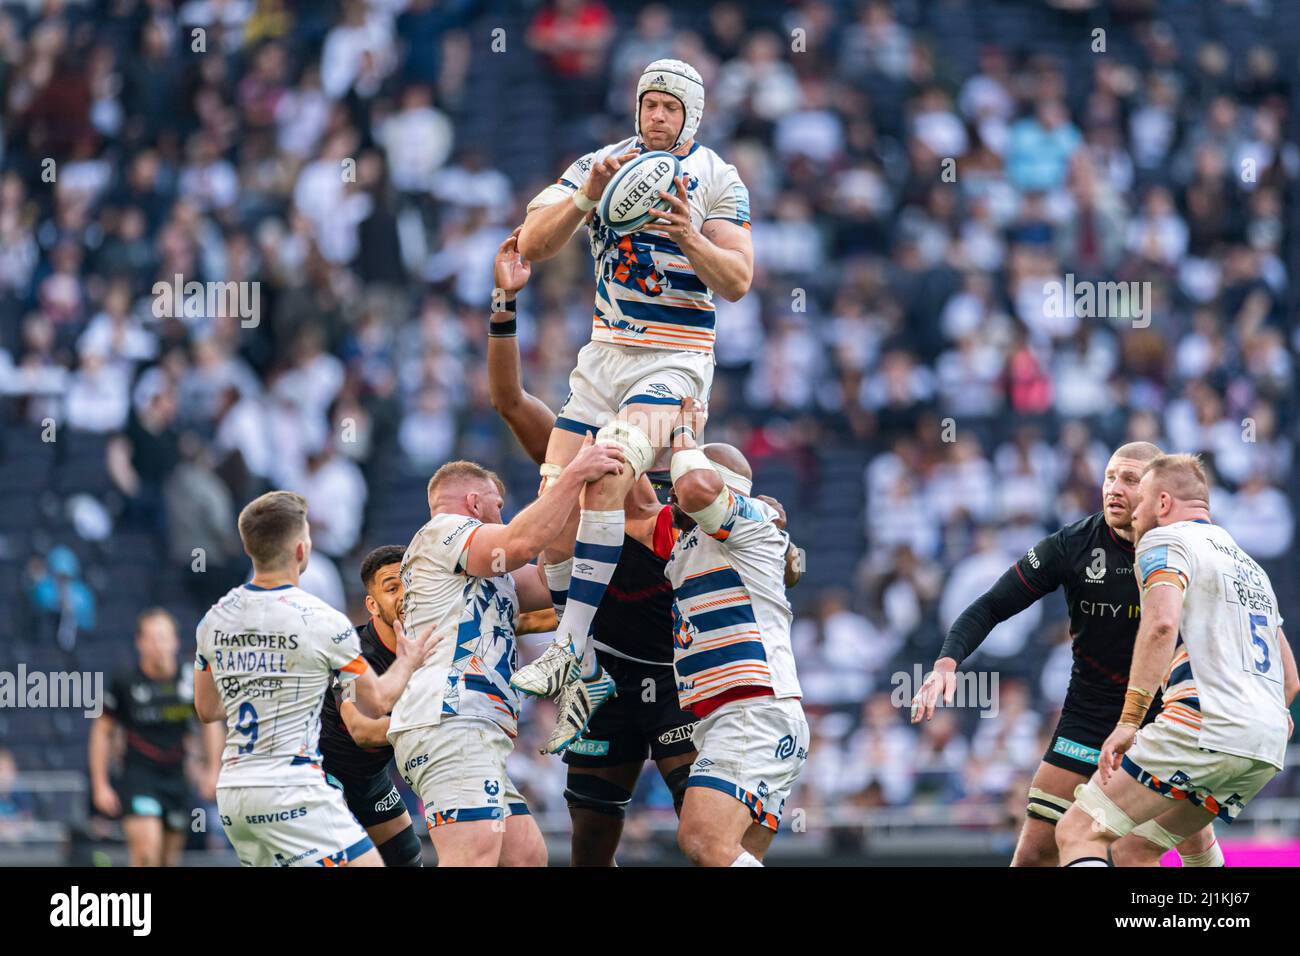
[911,442,1219,866]
[318,546,423,867]
[484,233,799,864]
[511,59,755,755]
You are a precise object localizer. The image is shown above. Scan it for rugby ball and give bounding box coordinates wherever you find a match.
[598,150,682,237]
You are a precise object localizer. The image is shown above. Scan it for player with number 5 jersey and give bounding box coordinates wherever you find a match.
[1056,454,1299,867]
[193,491,436,867]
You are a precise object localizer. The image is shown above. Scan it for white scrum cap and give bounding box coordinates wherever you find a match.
[636,59,704,152]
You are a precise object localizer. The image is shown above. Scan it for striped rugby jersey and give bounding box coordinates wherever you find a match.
[664,492,801,712]
[389,513,521,738]
[527,135,751,354]
[196,584,368,788]
[1136,520,1287,770]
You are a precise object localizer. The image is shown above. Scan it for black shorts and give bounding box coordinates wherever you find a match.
[1042,690,1160,778]
[118,763,190,831]
[326,766,407,829]
[563,653,697,769]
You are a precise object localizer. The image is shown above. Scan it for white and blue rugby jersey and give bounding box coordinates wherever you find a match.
[1136,520,1288,770]
[196,584,367,788]
[527,135,750,354]
[664,492,801,712]
[389,513,521,737]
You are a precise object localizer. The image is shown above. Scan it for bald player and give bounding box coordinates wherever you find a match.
[1057,454,1298,865]
[666,402,807,866]
[912,442,1219,866]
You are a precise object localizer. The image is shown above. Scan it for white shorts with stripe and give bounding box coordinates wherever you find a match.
[391,717,530,829]
[684,695,808,832]
[1122,716,1279,824]
[217,780,374,867]
[556,341,714,437]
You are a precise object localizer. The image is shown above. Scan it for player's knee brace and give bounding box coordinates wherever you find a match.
[1025,787,1073,825]
[564,775,633,819]
[595,420,654,480]
[1130,818,1184,852]
[1178,838,1224,867]
[1072,781,1136,838]
[665,765,691,817]
[377,824,423,867]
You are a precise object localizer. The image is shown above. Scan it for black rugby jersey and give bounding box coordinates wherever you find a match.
[319,620,396,779]
[590,505,677,667]
[104,665,194,771]
[942,511,1150,716]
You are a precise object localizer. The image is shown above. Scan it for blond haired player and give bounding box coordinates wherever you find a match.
[193,491,436,867]
[511,59,754,754]
[1056,454,1299,866]
[387,444,624,867]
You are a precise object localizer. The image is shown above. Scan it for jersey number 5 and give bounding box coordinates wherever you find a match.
[1248,613,1272,675]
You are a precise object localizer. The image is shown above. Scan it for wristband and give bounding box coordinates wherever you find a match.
[1118,686,1154,728]
[670,425,696,444]
[490,294,516,314]
[572,191,597,212]
[488,316,517,337]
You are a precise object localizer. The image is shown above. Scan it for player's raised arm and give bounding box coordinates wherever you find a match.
[648,176,754,301]
[461,434,626,576]
[518,149,638,261]
[488,230,555,465]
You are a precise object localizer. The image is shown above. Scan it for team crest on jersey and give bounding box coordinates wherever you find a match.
[483,779,501,797]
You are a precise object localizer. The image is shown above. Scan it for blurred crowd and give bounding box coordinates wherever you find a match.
[0,0,1297,833]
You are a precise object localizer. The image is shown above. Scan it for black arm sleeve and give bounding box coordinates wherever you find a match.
[938,531,1066,664]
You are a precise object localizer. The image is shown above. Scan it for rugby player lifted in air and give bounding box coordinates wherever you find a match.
[193,491,437,867]
[486,232,799,864]
[511,59,754,754]
[1057,455,1298,865]
[912,442,1220,866]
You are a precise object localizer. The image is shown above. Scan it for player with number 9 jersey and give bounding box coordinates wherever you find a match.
[193,491,430,867]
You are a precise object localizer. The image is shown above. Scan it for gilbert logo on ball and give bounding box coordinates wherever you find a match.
[598,150,682,236]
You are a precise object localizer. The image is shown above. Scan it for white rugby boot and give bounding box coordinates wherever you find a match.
[510,640,578,699]
[541,668,618,755]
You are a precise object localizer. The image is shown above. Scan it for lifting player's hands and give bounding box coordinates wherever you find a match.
[674,396,708,444]
[648,176,697,245]
[392,618,444,670]
[568,431,626,483]
[1098,724,1138,785]
[757,495,787,530]
[582,150,640,205]
[494,227,532,295]
[910,657,959,723]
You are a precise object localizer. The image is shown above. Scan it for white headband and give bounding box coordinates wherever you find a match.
[712,463,752,496]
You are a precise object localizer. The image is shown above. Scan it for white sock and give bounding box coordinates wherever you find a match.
[559,509,623,678]
[1180,838,1224,867]
[730,850,764,867]
[542,558,572,624]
